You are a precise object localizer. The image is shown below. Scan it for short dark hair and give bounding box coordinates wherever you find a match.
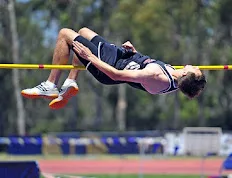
[177,72,206,98]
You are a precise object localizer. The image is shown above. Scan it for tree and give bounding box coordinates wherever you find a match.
[8,0,25,135]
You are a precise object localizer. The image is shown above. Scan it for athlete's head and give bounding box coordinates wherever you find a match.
[177,65,206,98]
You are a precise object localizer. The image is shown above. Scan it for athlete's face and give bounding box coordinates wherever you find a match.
[183,65,202,77]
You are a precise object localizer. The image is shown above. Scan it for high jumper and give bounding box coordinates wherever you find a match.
[21,27,206,109]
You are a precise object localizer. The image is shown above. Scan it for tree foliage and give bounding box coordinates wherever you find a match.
[0,0,232,135]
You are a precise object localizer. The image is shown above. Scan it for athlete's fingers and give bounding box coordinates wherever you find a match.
[72,41,82,50]
[73,41,81,49]
[72,42,80,51]
[73,45,82,55]
[72,41,93,60]
[122,41,133,47]
[73,46,79,53]
[122,45,132,49]
[73,41,89,52]
[73,41,85,48]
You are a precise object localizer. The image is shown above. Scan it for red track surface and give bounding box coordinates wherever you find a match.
[38,158,231,175]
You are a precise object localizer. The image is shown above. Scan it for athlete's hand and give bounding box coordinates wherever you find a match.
[72,41,93,60]
[122,41,137,53]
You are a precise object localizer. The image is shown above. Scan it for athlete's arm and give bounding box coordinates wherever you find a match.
[89,56,149,83]
[72,41,150,83]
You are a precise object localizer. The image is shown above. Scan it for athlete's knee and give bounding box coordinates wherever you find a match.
[78,27,98,40]
[58,28,80,43]
[78,27,90,35]
[58,28,70,37]
[59,28,79,37]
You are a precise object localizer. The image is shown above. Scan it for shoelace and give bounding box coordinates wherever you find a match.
[59,82,78,92]
[59,83,72,92]
[35,82,49,91]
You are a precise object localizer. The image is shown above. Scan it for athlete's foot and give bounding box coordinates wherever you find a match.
[49,80,79,110]
[21,81,59,99]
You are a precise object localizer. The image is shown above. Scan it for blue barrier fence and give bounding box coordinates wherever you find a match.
[0,135,164,155]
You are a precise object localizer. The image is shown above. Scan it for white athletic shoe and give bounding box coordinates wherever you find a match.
[21,82,59,99]
[49,80,79,110]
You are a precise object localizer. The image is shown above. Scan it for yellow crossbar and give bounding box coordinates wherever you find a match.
[0,64,231,70]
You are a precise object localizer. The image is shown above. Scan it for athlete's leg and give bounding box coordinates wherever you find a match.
[21,28,81,99]
[78,27,98,41]
[62,27,96,80]
[49,29,113,109]
[66,27,99,80]
[47,28,81,84]
[78,27,109,46]
[67,54,82,80]
[49,28,103,109]
[50,29,101,109]
[49,54,80,110]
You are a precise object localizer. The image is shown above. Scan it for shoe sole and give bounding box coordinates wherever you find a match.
[21,91,58,100]
[49,86,79,110]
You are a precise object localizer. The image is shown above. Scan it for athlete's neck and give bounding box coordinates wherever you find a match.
[170,69,184,81]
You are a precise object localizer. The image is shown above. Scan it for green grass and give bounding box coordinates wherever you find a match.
[41,175,202,178]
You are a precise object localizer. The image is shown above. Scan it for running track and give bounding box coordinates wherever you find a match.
[38,158,231,175]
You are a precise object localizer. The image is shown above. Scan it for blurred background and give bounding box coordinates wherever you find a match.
[1,0,232,178]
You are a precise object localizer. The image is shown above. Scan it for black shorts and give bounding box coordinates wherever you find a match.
[72,35,124,85]
[73,35,107,66]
